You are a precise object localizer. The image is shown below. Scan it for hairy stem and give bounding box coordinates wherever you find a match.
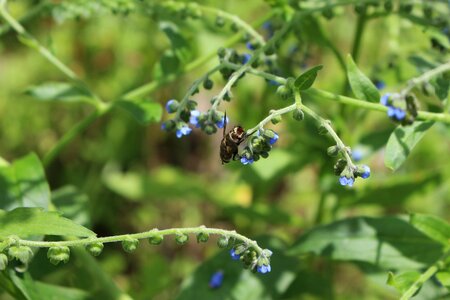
[401,60,450,96]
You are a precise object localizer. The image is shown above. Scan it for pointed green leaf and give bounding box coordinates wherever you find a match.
[25,82,95,104]
[410,213,450,246]
[387,271,420,294]
[294,65,323,90]
[289,216,443,269]
[0,153,50,211]
[0,207,95,238]
[385,121,434,171]
[346,55,380,102]
[115,99,162,125]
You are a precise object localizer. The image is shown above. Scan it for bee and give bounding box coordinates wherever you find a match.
[220,112,247,164]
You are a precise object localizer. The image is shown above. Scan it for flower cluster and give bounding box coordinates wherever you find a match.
[240,129,279,165]
[380,93,418,125]
[333,158,371,187]
[229,245,272,274]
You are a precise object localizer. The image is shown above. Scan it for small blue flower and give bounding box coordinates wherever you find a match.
[230,249,240,260]
[268,79,281,86]
[189,110,200,127]
[339,176,354,187]
[387,107,406,121]
[176,125,192,138]
[209,271,224,289]
[352,149,363,162]
[240,157,254,165]
[269,132,279,145]
[216,116,229,129]
[374,80,386,90]
[360,165,371,179]
[161,123,167,131]
[257,264,271,274]
[242,53,251,64]
[165,99,177,113]
[246,41,254,50]
[380,93,390,106]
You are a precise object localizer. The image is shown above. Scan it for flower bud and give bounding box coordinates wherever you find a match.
[47,246,70,265]
[0,253,8,270]
[149,235,164,245]
[175,233,189,245]
[230,22,239,33]
[215,16,225,27]
[165,99,179,113]
[187,100,197,110]
[86,242,104,257]
[270,111,282,125]
[327,145,339,157]
[264,45,275,56]
[217,236,229,248]
[260,151,269,158]
[276,85,291,101]
[333,159,347,175]
[204,124,217,135]
[196,232,209,243]
[122,237,139,253]
[293,108,304,121]
[203,78,214,90]
[217,47,226,58]
[8,246,33,264]
[179,109,191,123]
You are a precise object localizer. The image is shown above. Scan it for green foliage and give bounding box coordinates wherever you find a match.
[25,82,95,104]
[115,99,162,125]
[294,65,323,90]
[346,54,380,102]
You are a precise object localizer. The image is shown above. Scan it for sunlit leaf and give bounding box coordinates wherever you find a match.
[409,213,450,246]
[346,55,380,102]
[0,207,95,238]
[385,121,434,171]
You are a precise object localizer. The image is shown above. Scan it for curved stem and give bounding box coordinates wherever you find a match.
[246,103,296,135]
[13,226,264,255]
[401,60,450,97]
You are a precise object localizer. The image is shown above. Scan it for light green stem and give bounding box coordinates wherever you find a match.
[402,60,450,96]
[11,226,264,255]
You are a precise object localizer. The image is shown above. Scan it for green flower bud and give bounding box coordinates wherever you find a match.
[293,108,304,121]
[175,233,189,245]
[196,232,209,243]
[212,110,224,123]
[217,236,229,248]
[86,242,104,257]
[8,246,33,264]
[223,91,232,101]
[187,100,197,110]
[251,59,260,69]
[122,238,139,253]
[334,159,347,175]
[263,129,276,139]
[204,124,217,135]
[260,151,269,158]
[270,111,282,124]
[148,235,164,245]
[230,22,239,32]
[0,253,8,270]
[203,78,214,90]
[47,246,70,265]
[217,47,226,58]
[264,46,275,56]
[276,85,291,101]
[215,15,225,27]
[179,109,191,123]
[327,145,339,157]
[253,153,260,161]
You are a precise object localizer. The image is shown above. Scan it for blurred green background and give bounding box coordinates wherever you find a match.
[0,0,449,299]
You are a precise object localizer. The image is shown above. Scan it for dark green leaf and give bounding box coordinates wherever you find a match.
[410,213,450,246]
[346,54,380,102]
[25,82,95,104]
[0,153,50,211]
[176,237,297,300]
[385,121,434,171]
[289,216,443,269]
[115,99,162,125]
[52,186,91,227]
[20,273,89,300]
[294,65,323,90]
[0,207,95,238]
[432,76,449,100]
[159,22,192,63]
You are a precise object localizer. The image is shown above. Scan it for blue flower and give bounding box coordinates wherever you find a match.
[189,110,201,127]
[360,165,371,179]
[257,264,271,274]
[339,176,354,187]
[216,116,229,129]
[374,79,386,90]
[240,156,254,165]
[176,125,192,138]
[352,149,363,162]
[380,93,390,106]
[161,123,167,131]
[209,271,224,289]
[387,106,406,121]
[230,249,240,260]
[242,53,251,64]
[268,79,281,86]
[246,41,254,50]
[269,132,279,145]
[165,99,178,113]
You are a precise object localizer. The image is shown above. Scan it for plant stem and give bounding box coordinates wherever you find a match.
[13,226,265,255]
[246,104,297,135]
[0,0,49,36]
[401,60,450,96]
[351,11,367,64]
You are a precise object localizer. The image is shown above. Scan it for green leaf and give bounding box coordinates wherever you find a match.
[0,207,95,238]
[384,121,434,171]
[387,271,420,294]
[294,65,323,90]
[25,82,95,104]
[159,22,191,63]
[436,271,450,287]
[20,274,89,300]
[410,213,450,246]
[0,153,50,211]
[52,185,91,227]
[289,216,443,269]
[432,76,449,100]
[346,54,380,102]
[176,237,297,300]
[115,99,162,125]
